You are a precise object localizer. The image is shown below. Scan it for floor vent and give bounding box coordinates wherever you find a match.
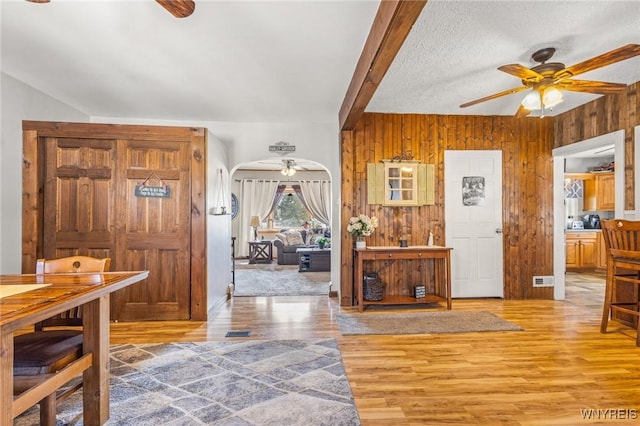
[225,330,251,338]
[533,276,554,287]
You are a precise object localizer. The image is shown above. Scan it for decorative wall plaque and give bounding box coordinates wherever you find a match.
[269,141,296,155]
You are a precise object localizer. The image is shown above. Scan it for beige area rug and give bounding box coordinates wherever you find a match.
[336,311,523,335]
[234,262,331,296]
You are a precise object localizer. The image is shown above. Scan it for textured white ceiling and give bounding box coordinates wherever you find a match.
[368,0,640,117]
[1,0,639,125]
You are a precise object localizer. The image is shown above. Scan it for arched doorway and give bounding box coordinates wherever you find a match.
[229,157,333,297]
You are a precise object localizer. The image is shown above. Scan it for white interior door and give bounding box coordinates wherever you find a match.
[445,150,503,298]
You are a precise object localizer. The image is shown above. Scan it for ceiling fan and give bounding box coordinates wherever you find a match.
[281,159,298,177]
[460,44,640,117]
[26,0,196,18]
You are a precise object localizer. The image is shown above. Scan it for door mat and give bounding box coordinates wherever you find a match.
[336,311,523,335]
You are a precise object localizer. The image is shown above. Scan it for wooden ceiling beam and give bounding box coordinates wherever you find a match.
[339,0,427,131]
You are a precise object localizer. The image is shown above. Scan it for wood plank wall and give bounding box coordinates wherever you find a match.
[555,81,640,211]
[340,114,555,305]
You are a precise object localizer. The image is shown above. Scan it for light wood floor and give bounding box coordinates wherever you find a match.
[110,272,640,425]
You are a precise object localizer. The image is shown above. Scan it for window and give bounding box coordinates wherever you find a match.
[385,161,418,203]
[366,160,435,206]
[273,193,311,228]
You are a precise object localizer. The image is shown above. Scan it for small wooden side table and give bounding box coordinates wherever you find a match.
[249,240,273,264]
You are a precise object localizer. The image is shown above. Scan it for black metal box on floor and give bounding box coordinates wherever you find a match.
[414,285,426,298]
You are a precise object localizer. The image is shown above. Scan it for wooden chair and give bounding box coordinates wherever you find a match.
[600,220,640,346]
[13,256,111,426]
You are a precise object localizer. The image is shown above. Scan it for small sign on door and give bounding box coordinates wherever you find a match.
[135,184,171,198]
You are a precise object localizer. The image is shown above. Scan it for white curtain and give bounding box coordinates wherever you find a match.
[298,180,331,226]
[238,179,280,257]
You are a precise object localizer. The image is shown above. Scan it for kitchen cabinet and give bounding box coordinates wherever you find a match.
[584,172,615,211]
[566,232,598,270]
[565,172,615,212]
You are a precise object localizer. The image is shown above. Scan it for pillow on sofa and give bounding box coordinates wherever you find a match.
[284,230,305,246]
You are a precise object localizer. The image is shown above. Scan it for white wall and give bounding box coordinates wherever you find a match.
[206,131,232,314]
[0,73,89,273]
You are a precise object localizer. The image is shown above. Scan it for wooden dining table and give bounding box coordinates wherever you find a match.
[0,270,149,425]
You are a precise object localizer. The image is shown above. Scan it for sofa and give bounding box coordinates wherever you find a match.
[273,229,314,265]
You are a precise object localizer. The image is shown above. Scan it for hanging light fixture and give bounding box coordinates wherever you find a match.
[281,159,297,177]
[521,86,564,112]
[541,86,563,108]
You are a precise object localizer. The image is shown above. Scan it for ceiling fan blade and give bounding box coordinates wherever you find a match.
[460,86,528,108]
[515,104,531,118]
[156,0,195,18]
[558,44,640,78]
[557,79,628,94]
[498,64,543,82]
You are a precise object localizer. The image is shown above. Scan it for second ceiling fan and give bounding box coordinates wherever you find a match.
[460,44,640,117]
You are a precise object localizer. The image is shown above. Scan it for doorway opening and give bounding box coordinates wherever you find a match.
[552,130,625,300]
[229,158,332,297]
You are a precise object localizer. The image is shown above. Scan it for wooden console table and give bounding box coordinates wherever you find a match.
[353,245,452,312]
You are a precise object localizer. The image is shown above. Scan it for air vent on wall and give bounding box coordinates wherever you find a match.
[533,276,554,287]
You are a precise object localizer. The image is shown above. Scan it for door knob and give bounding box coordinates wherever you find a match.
[496,228,503,234]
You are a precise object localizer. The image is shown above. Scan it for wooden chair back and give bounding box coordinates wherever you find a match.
[600,220,640,264]
[35,256,111,329]
[600,219,640,346]
[36,256,111,274]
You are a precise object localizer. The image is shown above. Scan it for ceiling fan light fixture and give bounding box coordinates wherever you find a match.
[281,160,297,177]
[281,167,296,177]
[521,86,563,111]
[521,90,542,110]
[542,86,563,108]
[463,44,640,118]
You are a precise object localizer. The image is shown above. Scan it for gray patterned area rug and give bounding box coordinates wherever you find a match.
[336,311,522,335]
[15,339,359,426]
[234,264,330,296]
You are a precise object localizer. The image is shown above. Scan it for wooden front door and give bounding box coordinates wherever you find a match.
[23,121,207,321]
